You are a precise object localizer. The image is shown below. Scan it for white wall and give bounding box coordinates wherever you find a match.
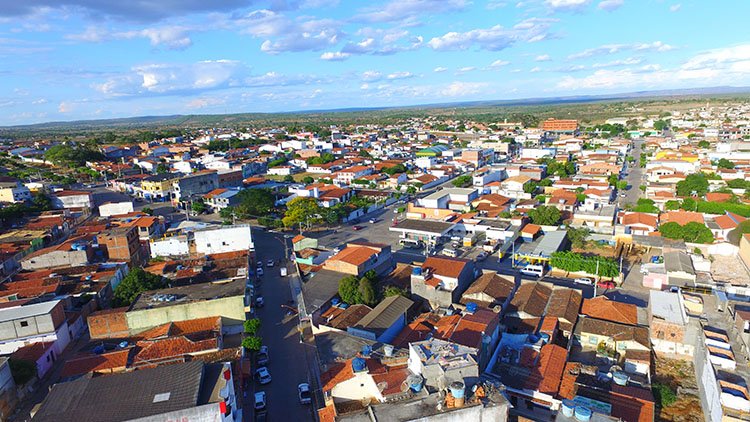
[194,225,253,254]
[150,236,190,258]
[99,201,134,217]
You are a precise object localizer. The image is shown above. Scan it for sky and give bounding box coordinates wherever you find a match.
[1,0,749,125]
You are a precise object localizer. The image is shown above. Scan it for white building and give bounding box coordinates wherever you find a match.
[0,300,71,356]
[193,224,253,254]
[50,190,93,210]
[98,201,134,217]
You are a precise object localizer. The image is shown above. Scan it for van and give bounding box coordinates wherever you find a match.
[519,264,545,277]
[399,238,423,249]
[442,248,459,258]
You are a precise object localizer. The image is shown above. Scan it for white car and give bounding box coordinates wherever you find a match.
[254,391,267,410]
[574,277,593,285]
[257,267,264,276]
[267,259,274,267]
[298,383,312,405]
[256,367,272,384]
[369,218,377,224]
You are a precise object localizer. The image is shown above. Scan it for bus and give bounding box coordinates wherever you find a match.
[519,264,545,278]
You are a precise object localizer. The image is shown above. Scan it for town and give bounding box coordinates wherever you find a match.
[0,99,750,422]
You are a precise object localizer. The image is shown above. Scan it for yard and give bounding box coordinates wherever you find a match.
[653,358,703,422]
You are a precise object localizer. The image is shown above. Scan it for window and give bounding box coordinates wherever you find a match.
[588,336,597,345]
[20,321,28,327]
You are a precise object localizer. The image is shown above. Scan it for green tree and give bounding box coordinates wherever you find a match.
[44,144,104,167]
[383,286,408,298]
[566,227,590,249]
[235,189,275,217]
[652,382,677,408]
[244,318,261,335]
[302,176,315,184]
[616,180,628,190]
[539,178,553,187]
[523,181,540,194]
[728,220,750,245]
[338,275,362,304]
[717,158,735,169]
[633,198,659,213]
[698,140,710,148]
[608,174,619,186]
[242,336,262,352]
[682,222,714,244]
[452,175,472,188]
[142,207,153,215]
[283,175,295,182]
[191,199,207,214]
[156,163,169,174]
[219,206,236,222]
[664,200,681,211]
[113,268,166,307]
[528,205,561,226]
[680,197,697,211]
[653,120,669,131]
[639,184,646,192]
[359,277,377,307]
[282,197,322,229]
[676,173,709,197]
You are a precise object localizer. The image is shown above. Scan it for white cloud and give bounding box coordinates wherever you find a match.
[260,18,341,53]
[428,18,557,51]
[386,71,415,80]
[682,44,750,71]
[544,0,591,12]
[487,0,508,9]
[32,98,48,105]
[490,59,510,67]
[361,70,383,82]
[592,57,642,68]
[456,66,476,73]
[320,51,350,61]
[568,41,674,59]
[186,97,226,109]
[67,25,194,50]
[58,101,72,113]
[336,28,423,56]
[597,0,623,11]
[530,66,542,72]
[535,54,551,61]
[355,0,469,23]
[433,66,448,72]
[440,81,487,97]
[669,3,681,12]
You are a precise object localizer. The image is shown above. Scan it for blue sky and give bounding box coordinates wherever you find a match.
[1,0,749,125]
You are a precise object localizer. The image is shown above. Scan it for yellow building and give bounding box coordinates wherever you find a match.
[139,173,179,201]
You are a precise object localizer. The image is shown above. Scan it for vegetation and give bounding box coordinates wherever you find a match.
[0,193,52,224]
[242,336,263,352]
[382,163,407,175]
[716,158,735,169]
[338,271,379,306]
[306,153,335,165]
[282,197,323,229]
[44,144,104,167]
[659,222,714,244]
[698,140,710,148]
[652,382,677,408]
[112,268,167,307]
[383,286,409,298]
[537,158,576,177]
[728,220,750,245]
[566,227,590,249]
[191,199,207,214]
[676,173,709,197]
[528,205,561,226]
[550,251,619,277]
[244,318,261,335]
[452,174,472,188]
[9,359,36,385]
[633,198,659,213]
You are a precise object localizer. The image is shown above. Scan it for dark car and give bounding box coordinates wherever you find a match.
[352,225,364,231]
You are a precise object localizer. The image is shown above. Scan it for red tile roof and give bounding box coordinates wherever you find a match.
[581,296,638,325]
[422,256,469,279]
[12,341,53,363]
[523,344,567,395]
[60,349,131,378]
[660,211,704,226]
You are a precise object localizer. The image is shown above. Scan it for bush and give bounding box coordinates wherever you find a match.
[550,251,619,277]
[528,205,561,226]
[652,382,677,408]
[452,175,472,188]
[242,336,262,352]
[244,318,261,335]
[660,221,714,244]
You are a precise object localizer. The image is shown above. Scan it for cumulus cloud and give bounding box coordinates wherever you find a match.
[591,57,642,68]
[332,28,423,57]
[67,25,194,49]
[597,0,623,11]
[530,66,542,72]
[433,66,448,72]
[456,66,476,73]
[440,81,487,97]
[58,101,72,113]
[669,3,681,12]
[259,18,341,53]
[320,51,350,61]
[535,54,551,61]
[186,97,226,109]
[544,0,591,12]
[386,71,414,80]
[568,41,674,59]
[0,0,254,22]
[355,0,469,23]
[490,59,510,67]
[427,17,557,51]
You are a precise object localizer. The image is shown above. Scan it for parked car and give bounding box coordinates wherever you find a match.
[257,267,264,276]
[597,281,616,289]
[257,261,263,268]
[298,383,312,405]
[255,367,272,384]
[257,346,269,366]
[267,259,274,267]
[574,277,593,285]
[255,296,265,308]
[254,391,267,410]
[352,225,364,231]
[476,252,488,261]
[369,218,377,224]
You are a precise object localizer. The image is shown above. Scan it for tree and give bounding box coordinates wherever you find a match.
[242,336,262,352]
[244,318,261,335]
[283,175,295,182]
[113,268,166,307]
[219,206,236,222]
[653,120,669,131]
[338,275,362,304]
[235,189,275,217]
[680,197,697,211]
[616,180,628,191]
[191,200,207,214]
[728,220,750,245]
[698,140,710,148]
[44,144,104,167]
[717,158,735,169]
[283,197,322,229]
[608,174,619,186]
[359,278,377,307]
[682,222,714,244]
[156,163,169,174]
[302,176,314,184]
[566,227,590,249]
[639,185,646,192]
[142,207,153,215]
[452,175,472,188]
[652,382,677,408]
[633,198,659,213]
[676,173,709,197]
[664,200,681,211]
[528,205,561,226]
[383,286,408,298]
[523,181,540,194]
[539,178,553,187]
[383,164,406,175]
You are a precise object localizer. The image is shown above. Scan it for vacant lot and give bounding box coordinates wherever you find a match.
[653,358,703,422]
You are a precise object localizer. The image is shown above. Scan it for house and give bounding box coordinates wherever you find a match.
[410,256,476,309]
[171,170,219,204]
[547,190,578,213]
[663,251,696,286]
[322,242,394,277]
[347,295,414,343]
[649,290,694,359]
[98,226,144,265]
[418,188,478,212]
[710,212,745,241]
[660,211,704,226]
[542,118,578,133]
[335,165,373,184]
[581,296,639,326]
[50,190,93,210]
[500,175,532,198]
[0,358,17,420]
[620,212,658,236]
[32,361,240,422]
[504,281,552,333]
[203,187,242,212]
[574,316,651,364]
[408,338,479,390]
[11,341,56,380]
[139,173,180,201]
[20,237,94,270]
[0,300,71,356]
[545,288,582,338]
[98,201,134,217]
[459,271,515,311]
[0,177,32,203]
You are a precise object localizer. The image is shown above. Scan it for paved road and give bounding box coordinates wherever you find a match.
[619,139,645,206]
[248,228,315,421]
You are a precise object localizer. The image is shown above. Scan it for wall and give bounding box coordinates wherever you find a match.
[331,371,383,403]
[0,360,16,421]
[0,302,64,342]
[194,225,253,255]
[150,236,189,258]
[88,310,129,339]
[126,296,246,333]
[53,194,92,209]
[98,202,134,217]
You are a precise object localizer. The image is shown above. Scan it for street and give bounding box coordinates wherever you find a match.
[619,139,645,206]
[248,228,316,421]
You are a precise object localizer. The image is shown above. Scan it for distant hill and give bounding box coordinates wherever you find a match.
[2,85,750,136]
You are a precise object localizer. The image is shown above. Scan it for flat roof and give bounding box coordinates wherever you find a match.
[389,219,455,235]
[130,279,245,311]
[0,300,59,323]
[302,269,343,313]
[649,290,686,325]
[422,188,477,201]
[517,230,568,258]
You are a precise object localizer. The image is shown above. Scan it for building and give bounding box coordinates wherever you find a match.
[139,173,180,201]
[460,271,515,311]
[0,358,16,420]
[649,290,694,359]
[411,256,476,309]
[0,300,71,355]
[408,338,479,390]
[20,237,93,270]
[98,201,134,217]
[172,170,219,203]
[663,251,696,286]
[50,190,93,209]
[32,360,241,422]
[541,118,578,133]
[322,242,394,277]
[347,295,414,343]
[418,188,479,212]
[0,177,32,203]
[87,278,247,337]
[98,226,143,265]
[150,225,253,258]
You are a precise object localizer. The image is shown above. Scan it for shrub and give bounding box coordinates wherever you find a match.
[652,382,677,408]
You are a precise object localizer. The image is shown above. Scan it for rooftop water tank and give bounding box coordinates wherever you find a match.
[352,357,367,372]
[331,298,340,307]
[612,371,629,386]
[412,267,422,276]
[574,407,593,422]
[449,381,465,407]
[561,399,575,417]
[465,302,478,314]
[407,374,423,393]
[362,345,372,357]
[383,344,394,357]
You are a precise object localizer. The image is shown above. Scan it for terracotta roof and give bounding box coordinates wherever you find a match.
[447,309,498,348]
[660,211,704,226]
[714,214,741,230]
[60,349,132,378]
[706,192,732,203]
[460,272,515,307]
[578,317,649,346]
[327,245,377,266]
[292,235,306,243]
[523,344,567,394]
[328,304,372,329]
[133,316,221,340]
[509,282,552,317]
[621,212,658,228]
[370,365,410,396]
[320,360,355,392]
[133,335,219,364]
[545,288,582,332]
[521,224,541,235]
[581,296,638,325]
[422,256,470,279]
[12,341,53,363]
[392,318,435,348]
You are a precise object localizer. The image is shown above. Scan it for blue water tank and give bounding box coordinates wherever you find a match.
[352,357,367,372]
[612,372,629,386]
[362,345,372,357]
[465,302,478,314]
[561,400,575,417]
[93,345,105,355]
[449,381,465,399]
[331,298,340,306]
[412,267,422,275]
[407,375,423,392]
[574,406,593,421]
